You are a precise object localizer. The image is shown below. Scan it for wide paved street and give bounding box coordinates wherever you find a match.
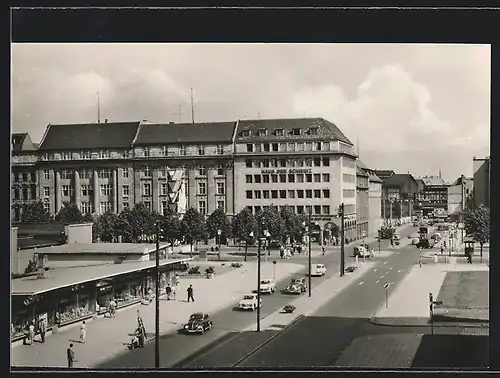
[97,226,415,368]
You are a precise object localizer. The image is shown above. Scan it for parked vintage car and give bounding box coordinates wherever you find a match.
[353,246,374,258]
[238,293,263,311]
[182,313,213,334]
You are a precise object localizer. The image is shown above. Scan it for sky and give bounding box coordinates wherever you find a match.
[11,43,490,182]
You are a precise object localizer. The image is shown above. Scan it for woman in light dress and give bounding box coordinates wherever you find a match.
[79,320,87,343]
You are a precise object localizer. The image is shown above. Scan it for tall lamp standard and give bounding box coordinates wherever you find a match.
[302,207,312,297]
[216,229,222,260]
[251,222,267,333]
[154,221,162,369]
[339,203,345,277]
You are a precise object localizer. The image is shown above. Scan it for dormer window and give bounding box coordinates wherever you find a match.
[291,128,302,136]
[308,127,319,136]
[257,128,268,137]
[241,130,251,137]
[143,147,150,157]
[275,128,285,136]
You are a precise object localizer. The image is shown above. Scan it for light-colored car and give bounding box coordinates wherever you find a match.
[311,263,326,277]
[353,246,373,258]
[284,283,303,295]
[393,233,400,241]
[238,293,262,311]
[410,233,420,245]
[258,279,276,294]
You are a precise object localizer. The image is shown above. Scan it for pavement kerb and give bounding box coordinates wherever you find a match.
[230,314,306,367]
[91,261,303,368]
[370,317,490,328]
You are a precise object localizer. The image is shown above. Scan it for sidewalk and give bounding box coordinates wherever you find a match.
[11,261,303,368]
[249,262,375,332]
[371,263,489,326]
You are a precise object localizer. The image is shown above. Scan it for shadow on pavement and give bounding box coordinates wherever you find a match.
[411,334,489,369]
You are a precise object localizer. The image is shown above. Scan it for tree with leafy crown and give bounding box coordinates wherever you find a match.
[181,207,208,257]
[257,205,286,243]
[19,201,53,224]
[280,205,307,244]
[464,205,490,261]
[206,207,232,242]
[95,211,120,242]
[233,207,257,261]
[158,207,183,249]
[55,202,84,224]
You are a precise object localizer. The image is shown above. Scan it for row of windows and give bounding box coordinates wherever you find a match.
[40,150,130,161]
[245,204,331,216]
[12,172,37,182]
[246,140,330,153]
[241,126,318,138]
[342,158,356,168]
[343,189,356,198]
[244,157,330,169]
[141,145,226,157]
[246,173,331,184]
[343,173,356,183]
[197,182,225,196]
[12,186,37,200]
[197,200,225,215]
[246,189,331,200]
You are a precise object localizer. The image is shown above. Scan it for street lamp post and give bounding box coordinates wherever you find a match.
[308,208,312,297]
[339,203,345,277]
[154,221,160,369]
[217,229,222,260]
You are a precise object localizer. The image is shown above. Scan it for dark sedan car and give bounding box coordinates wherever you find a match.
[182,313,212,334]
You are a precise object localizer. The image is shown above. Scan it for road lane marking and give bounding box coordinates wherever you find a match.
[384,262,388,265]
[398,269,402,273]
[380,276,385,279]
[373,269,378,272]
[389,267,393,271]
[376,280,380,283]
[359,281,364,285]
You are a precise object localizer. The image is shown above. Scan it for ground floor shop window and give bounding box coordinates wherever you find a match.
[55,292,93,325]
[11,306,31,340]
[97,286,114,310]
[114,279,142,308]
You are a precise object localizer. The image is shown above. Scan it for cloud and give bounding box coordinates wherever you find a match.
[293,64,457,152]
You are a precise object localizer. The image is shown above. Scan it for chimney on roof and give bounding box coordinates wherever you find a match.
[105,118,108,123]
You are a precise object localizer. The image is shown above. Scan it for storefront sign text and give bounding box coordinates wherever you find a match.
[260,168,312,174]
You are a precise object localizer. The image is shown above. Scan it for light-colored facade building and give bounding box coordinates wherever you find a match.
[355,164,369,240]
[358,161,383,236]
[233,118,358,243]
[473,156,490,209]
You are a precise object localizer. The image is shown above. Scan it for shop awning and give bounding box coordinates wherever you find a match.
[11,258,193,296]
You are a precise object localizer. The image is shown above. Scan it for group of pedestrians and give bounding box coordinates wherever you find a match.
[23,318,47,345]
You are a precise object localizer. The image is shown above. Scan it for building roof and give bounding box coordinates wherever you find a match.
[23,242,169,255]
[11,258,192,296]
[235,118,352,145]
[17,223,66,237]
[356,165,369,177]
[134,122,236,145]
[368,174,383,183]
[451,176,473,186]
[421,176,448,187]
[18,238,65,250]
[373,170,395,179]
[38,121,141,151]
[384,173,416,188]
[12,133,37,153]
[356,160,369,170]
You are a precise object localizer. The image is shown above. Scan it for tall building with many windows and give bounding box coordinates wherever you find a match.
[233,118,358,243]
[11,133,39,222]
[473,156,490,209]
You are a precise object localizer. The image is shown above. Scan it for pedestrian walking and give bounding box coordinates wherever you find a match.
[79,321,87,343]
[166,284,172,300]
[440,245,444,254]
[322,246,326,256]
[39,318,46,343]
[467,253,472,264]
[187,285,195,302]
[67,343,75,368]
[109,298,116,318]
[28,320,35,344]
[137,326,145,348]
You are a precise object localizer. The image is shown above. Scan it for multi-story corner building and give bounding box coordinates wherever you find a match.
[132,121,236,216]
[416,175,449,216]
[355,163,369,239]
[232,118,358,243]
[381,173,419,221]
[36,121,142,216]
[34,120,236,217]
[11,133,39,222]
[358,161,383,236]
[473,156,490,209]
[447,175,474,221]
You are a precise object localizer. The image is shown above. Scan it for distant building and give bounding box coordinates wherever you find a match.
[373,170,395,182]
[11,133,39,222]
[381,173,419,221]
[473,156,490,209]
[355,160,383,237]
[447,175,473,221]
[355,163,369,239]
[416,175,449,216]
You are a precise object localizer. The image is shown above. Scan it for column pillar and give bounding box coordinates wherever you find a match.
[188,167,197,210]
[152,168,159,213]
[74,170,81,209]
[112,169,118,213]
[93,170,99,215]
[207,167,216,214]
[225,162,234,215]
[55,171,62,214]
